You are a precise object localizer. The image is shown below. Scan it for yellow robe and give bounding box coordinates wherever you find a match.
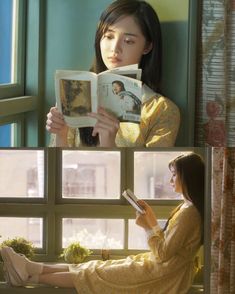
[50,94,180,147]
[70,204,202,294]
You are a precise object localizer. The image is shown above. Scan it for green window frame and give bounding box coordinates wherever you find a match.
[0,0,25,99]
[0,0,43,147]
[0,147,206,261]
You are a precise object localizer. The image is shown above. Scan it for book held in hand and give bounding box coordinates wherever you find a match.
[122,189,145,214]
[55,65,143,128]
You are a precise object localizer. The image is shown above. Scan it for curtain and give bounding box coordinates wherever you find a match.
[195,0,235,146]
[211,148,235,294]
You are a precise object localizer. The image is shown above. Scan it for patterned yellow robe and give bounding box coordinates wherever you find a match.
[50,91,180,147]
[70,204,202,294]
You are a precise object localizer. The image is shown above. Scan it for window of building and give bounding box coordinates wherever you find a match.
[134,151,192,200]
[0,0,38,147]
[62,218,124,249]
[0,149,44,198]
[0,148,202,257]
[0,0,25,95]
[62,150,120,199]
[0,124,14,147]
[0,217,43,247]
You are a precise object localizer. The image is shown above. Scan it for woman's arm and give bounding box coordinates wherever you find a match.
[135,200,158,230]
[88,107,120,147]
[46,106,69,147]
[136,202,201,263]
[141,96,180,147]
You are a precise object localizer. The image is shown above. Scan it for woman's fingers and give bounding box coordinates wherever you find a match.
[88,113,119,127]
[93,121,118,132]
[88,108,119,126]
[137,200,149,210]
[46,107,67,134]
[45,122,64,132]
[48,107,64,122]
[89,108,120,146]
[46,114,65,127]
[97,107,118,122]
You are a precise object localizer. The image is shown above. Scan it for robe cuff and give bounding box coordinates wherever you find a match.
[145,224,162,240]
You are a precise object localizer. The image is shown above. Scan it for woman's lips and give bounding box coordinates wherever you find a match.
[108,57,122,64]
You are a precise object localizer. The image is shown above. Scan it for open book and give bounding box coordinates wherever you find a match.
[55,65,143,128]
[122,189,145,214]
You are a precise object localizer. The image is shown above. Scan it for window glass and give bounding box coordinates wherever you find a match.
[134,152,191,199]
[62,151,120,199]
[128,219,167,250]
[0,217,43,248]
[0,0,18,85]
[0,124,14,147]
[62,218,124,249]
[0,150,44,198]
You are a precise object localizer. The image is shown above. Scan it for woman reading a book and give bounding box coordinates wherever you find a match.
[1,152,204,294]
[46,0,180,147]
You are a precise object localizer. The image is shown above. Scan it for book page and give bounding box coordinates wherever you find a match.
[105,64,142,81]
[122,189,145,214]
[97,73,142,123]
[55,70,98,128]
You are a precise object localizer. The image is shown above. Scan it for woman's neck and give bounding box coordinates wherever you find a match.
[182,197,193,207]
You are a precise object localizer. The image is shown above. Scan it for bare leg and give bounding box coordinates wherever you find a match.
[39,272,74,288]
[0,247,73,287]
[42,263,70,274]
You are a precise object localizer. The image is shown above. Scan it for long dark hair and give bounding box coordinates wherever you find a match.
[165,153,205,244]
[112,80,126,93]
[81,0,162,146]
[91,0,162,92]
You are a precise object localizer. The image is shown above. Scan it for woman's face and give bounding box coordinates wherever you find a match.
[100,15,152,69]
[169,165,182,194]
[112,83,122,94]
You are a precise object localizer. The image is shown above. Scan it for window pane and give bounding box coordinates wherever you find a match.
[62,151,120,199]
[62,218,124,249]
[0,124,14,147]
[0,0,18,84]
[128,219,167,250]
[134,152,190,199]
[0,217,43,248]
[0,0,13,84]
[0,150,44,198]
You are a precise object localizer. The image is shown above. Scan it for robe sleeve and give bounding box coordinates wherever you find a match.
[147,206,201,263]
[141,96,180,147]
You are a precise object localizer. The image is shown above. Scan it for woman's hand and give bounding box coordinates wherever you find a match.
[46,106,69,146]
[135,200,158,230]
[88,107,120,147]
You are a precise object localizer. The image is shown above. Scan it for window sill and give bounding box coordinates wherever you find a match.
[0,96,37,117]
[0,283,203,294]
[0,283,77,294]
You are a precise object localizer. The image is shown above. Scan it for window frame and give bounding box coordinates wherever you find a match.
[0,0,44,147]
[0,0,26,99]
[0,115,23,147]
[0,147,206,260]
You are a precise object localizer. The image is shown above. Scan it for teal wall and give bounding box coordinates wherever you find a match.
[44,0,111,120]
[43,0,197,146]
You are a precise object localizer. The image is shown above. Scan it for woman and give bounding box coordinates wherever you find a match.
[46,0,180,147]
[112,80,142,119]
[1,152,204,294]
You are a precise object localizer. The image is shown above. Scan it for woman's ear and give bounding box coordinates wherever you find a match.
[143,42,153,55]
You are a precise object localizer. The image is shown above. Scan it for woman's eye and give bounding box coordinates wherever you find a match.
[124,38,135,44]
[103,34,113,40]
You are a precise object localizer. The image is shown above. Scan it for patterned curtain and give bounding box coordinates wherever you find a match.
[195,0,235,146]
[211,148,235,293]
